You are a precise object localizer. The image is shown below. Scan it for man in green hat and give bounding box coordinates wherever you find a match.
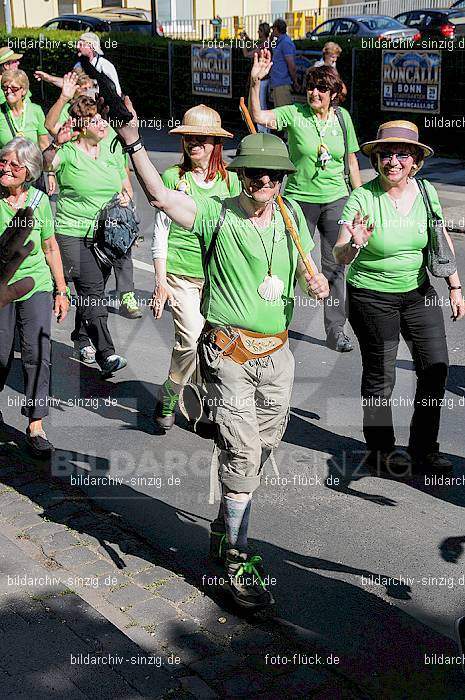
[113,101,329,609]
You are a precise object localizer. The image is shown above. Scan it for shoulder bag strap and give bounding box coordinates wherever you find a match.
[1,102,17,139]
[334,107,351,192]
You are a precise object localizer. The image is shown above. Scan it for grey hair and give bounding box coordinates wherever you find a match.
[0,137,43,183]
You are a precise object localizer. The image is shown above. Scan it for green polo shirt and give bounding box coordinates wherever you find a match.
[2,187,54,301]
[273,104,359,204]
[192,195,314,334]
[163,166,242,278]
[342,177,442,293]
[0,99,47,148]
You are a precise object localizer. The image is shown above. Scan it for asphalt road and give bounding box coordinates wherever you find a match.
[3,134,465,697]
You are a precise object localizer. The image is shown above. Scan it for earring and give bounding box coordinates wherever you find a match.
[82,128,87,136]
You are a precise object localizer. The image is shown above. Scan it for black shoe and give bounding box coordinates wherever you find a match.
[25,429,54,458]
[455,616,465,673]
[100,354,127,379]
[409,446,453,475]
[224,549,274,610]
[365,449,413,478]
[327,331,353,353]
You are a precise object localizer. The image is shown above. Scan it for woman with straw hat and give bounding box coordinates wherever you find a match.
[334,120,465,478]
[151,104,242,430]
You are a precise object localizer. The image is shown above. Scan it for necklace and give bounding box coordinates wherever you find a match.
[310,107,336,170]
[8,101,27,136]
[244,203,284,302]
[6,189,27,210]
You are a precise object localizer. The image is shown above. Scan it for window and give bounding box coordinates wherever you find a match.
[449,11,465,26]
[314,20,337,36]
[334,19,358,35]
[58,19,83,31]
[102,0,122,6]
[396,14,408,25]
[361,17,403,31]
[109,22,151,34]
[44,21,60,30]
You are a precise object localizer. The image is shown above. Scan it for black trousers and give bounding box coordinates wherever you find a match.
[113,250,134,293]
[0,291,52,420]
[296,197,348,340]
[347,280,449,454]
[56,234,115,365]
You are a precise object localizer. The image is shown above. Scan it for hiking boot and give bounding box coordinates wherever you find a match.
[365,449,413,478]
[26,429,54,458]
[224,549,274,609]
[327,331,353,353]
[79,345,96,364]
[409,446,453,475]
[209,520,227,563]
[100,354,127,379]
[154,380,179,430]
[119,291,142,319]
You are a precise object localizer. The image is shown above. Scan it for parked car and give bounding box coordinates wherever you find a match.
[42,13,163,36]
[306,15,420,41]
[85,7,152,22]
[395,8,465,40]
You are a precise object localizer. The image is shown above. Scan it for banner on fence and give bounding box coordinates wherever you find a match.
[191,44,232,98]
[381,50,441,114]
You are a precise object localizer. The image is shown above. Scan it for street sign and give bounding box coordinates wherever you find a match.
[191,44,232,98]
[381,50,441,114]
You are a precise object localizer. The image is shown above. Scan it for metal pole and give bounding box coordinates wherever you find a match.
[150,0,158,38]
[350,47,356,119]
[4,0,12,33]
[39,33,45,103]
[168,40,173,121]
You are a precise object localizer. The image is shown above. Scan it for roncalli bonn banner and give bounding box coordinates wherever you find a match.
[381,50,441,114]
[191,44,232,98]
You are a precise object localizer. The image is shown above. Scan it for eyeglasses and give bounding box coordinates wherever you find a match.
[2,85,22,94]
[0,158,26,173]
[183,135,209,144]
[378,152,413,162]
[306,83,330,93]
[244,168,285,182]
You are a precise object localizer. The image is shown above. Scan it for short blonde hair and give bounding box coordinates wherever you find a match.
[323,42,342,56]
[1,68,29,92]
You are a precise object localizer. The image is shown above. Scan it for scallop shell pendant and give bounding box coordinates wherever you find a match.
[258,274,285,302]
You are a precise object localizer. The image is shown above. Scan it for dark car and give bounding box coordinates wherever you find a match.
[306,15,419,41]
[395,8,465,39]
[42,13,162,36]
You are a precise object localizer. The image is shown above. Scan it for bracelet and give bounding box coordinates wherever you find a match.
[350,237,368,250]
[50,140,61,150]
[448,285,462,291]
[122,138,144,155]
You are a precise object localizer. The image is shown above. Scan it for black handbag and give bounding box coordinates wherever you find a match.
[417,179,457,278]
[92,193,139,268]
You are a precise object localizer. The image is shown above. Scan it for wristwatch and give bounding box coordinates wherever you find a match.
[55,286,71,300]
[123,138,144,155]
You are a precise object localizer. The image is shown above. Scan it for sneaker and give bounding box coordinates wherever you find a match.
[154,380,179,430]
[79,345,96,364]
[224,549,274,609]
[455,616,465,673]
[409,447,453,475]
[25,429,54,458]
[119,291,142,319]
[209,521,227,563]
[327,331,353,353]
[365,449,413,478]
[100,354,127,379]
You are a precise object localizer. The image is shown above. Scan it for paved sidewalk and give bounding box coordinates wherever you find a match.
[0,438,367,699]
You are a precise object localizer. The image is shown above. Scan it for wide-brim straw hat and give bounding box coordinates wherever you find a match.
[227,133,296,172]
[79,32,104,56]
[169,104,233,138]
[361,120,433,158]
[0,47,23,65]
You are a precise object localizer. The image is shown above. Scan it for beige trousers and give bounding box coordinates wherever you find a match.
[166,273,204,386]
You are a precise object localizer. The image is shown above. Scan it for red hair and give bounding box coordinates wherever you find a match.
[178,138,229,184]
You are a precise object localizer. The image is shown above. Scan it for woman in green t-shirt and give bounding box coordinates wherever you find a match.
[43,96,131,378]
[0,137,69,456]
[151,104,241,430]
[334,120,465,477]
[250,51,362,352]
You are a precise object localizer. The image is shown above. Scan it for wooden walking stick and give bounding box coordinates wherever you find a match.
[239,97,313,278]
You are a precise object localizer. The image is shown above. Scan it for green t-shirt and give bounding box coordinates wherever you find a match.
[2,187,54,301]
[0,99,47,148]
[273,104,359,204]
[54,139,126,238]
[341,177,442,293]
[162,166,242,278]
[192,196,314,334]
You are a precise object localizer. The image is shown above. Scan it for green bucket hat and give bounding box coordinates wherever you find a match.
[227,133,296,173]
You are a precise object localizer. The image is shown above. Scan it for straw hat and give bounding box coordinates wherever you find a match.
[169,104,233,138]
[78,32,104,56]
[0,46,23,65]
[361,120,433,158]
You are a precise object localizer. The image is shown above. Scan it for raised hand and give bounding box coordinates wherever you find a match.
[34,70,49,82]
[61,71,79,101]
[56,118,79,145]
[251,48,273,82]
[0,207,35,308]
[347,212,374,249]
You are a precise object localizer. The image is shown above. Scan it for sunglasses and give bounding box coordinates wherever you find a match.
[183,135,209,144]
[244,168,286,183]
[2,85,22,94]
[306,83,330,93]
[0,158,25,173]
[378,152,413,162]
